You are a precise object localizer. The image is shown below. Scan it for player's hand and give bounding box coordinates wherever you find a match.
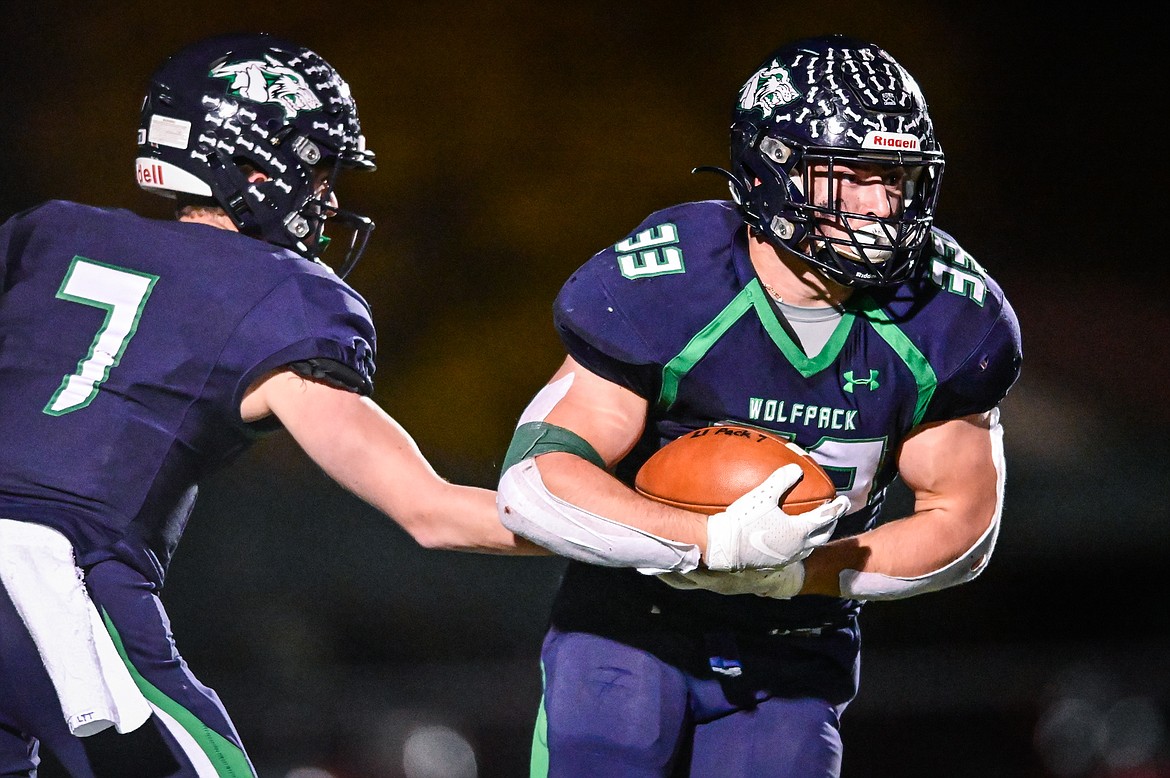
[657,565,806,600]
[704,463,849,571]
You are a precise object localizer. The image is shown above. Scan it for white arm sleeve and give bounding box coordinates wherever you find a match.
[498,371,701,573]
[498,459,702,573]
[838,410,1005,601]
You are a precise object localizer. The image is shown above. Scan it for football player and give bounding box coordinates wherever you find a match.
[0,33,542,777]
[497,34,1022,777]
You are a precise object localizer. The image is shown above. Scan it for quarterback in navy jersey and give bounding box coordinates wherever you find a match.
[497,35,1021,777]
[0,34,539,778]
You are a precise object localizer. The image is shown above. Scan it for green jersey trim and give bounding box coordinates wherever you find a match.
[657,279,856,409]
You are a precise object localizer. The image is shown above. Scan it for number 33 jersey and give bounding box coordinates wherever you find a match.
[0,200,377,585]
[552,200,1022,629]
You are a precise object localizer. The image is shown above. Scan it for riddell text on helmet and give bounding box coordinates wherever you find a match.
[862,131,920,151]
[136,162,166,187]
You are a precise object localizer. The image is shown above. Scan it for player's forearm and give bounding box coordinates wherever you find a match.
[275,386,545,555]
[802,411,1007,599]
[536,451,709,553]
[394,482,552,555]
[319,432,548,554]
[800,501,998,598]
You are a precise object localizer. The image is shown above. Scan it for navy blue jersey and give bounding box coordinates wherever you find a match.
[550,200,1021,637]
[0,201,376,585]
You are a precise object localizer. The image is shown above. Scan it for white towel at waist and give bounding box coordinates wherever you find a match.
[0,519,152,737]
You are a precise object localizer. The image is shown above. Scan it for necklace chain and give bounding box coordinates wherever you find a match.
[762,281,783,303]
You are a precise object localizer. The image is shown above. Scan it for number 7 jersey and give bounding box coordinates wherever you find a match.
[0,200,377,585]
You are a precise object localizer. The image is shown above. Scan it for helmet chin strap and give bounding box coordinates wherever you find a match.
[810,246,865,286]
[207,155,263,235]
[691,165,747,205]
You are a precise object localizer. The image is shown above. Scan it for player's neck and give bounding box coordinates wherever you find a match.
[177,207,239,233]
[748,234,852,309]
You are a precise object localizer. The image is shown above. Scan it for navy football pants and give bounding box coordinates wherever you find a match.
[533,626,847,778]
[0,559,255,777]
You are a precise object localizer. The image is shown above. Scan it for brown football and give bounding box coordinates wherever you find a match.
[634,424,836,515]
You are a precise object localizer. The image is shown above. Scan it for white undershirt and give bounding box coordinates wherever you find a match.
[775,300,844,358]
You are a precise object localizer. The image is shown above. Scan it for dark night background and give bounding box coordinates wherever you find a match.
[4,3,1167,776]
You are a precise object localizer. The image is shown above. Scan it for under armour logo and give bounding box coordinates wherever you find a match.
[843,369,880,393]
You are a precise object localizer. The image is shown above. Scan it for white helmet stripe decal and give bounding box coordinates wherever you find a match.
[134,158,213,197]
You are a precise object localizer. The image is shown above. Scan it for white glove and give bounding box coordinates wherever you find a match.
[657,564,806,600]
[704,463,849,572]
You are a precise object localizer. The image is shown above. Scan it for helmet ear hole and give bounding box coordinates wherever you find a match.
[770,216,796,241]
[290,136,322,165]
[759,137,791,165]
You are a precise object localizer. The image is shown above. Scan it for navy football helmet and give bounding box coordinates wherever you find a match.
[136,33,376,277]
[700,34,944,287]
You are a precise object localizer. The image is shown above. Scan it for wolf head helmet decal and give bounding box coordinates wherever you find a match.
[208,57,325,119]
